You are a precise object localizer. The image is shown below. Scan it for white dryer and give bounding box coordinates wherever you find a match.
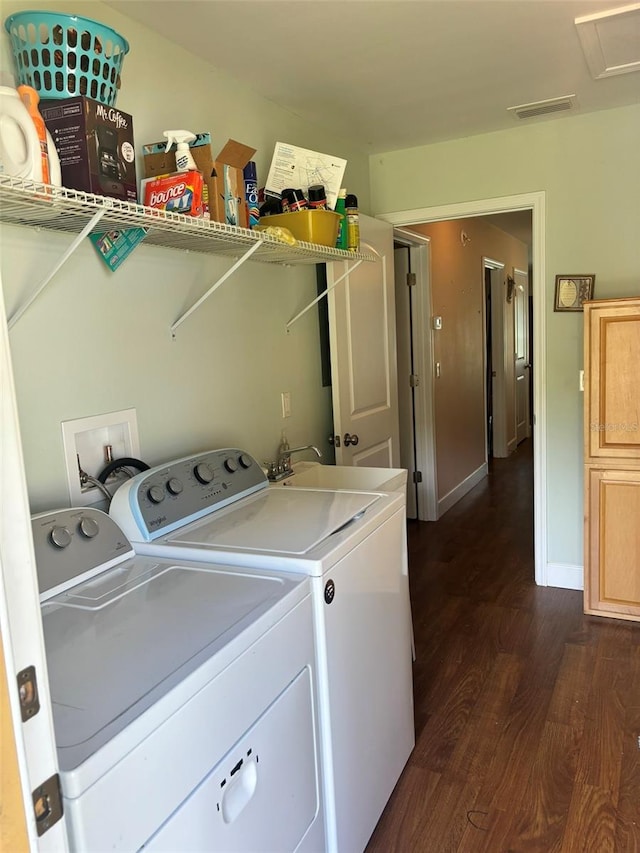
[32,507,325,852]
[110,448,415,853]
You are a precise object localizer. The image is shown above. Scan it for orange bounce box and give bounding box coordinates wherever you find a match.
[142,171,204,218]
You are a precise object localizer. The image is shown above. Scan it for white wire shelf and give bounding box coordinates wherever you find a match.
[0,176,376,265]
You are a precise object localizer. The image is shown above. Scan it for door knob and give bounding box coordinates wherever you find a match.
[328,434,341,447]
[344,433,359,447]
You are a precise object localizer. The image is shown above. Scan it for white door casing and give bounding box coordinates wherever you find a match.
[378,192,547,586]
[327,214,400,468]
[393,230,437,521]
[0,271,68,850]
[514,267,531,444]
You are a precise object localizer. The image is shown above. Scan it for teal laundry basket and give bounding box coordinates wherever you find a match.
[4,11,129,106]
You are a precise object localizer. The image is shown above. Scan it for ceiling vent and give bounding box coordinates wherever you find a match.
[507,95,577,120]
[576,3,640,79]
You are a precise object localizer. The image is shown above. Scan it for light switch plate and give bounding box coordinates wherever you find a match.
[281,391,292,418]
[432,316,443,330]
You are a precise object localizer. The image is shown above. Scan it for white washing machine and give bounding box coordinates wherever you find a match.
[110,448,415,853]
[31,507,325,852]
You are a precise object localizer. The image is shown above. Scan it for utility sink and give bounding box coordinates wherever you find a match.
[276,461,407,493]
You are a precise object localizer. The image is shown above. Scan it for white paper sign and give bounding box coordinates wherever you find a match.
[265,142,347,210]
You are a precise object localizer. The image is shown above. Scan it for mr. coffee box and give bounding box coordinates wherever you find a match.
[41,96,137,202]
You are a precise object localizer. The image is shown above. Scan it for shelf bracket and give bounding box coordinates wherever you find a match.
[286,241,380,331]
[170,239,264,337]
[8,209,107,329]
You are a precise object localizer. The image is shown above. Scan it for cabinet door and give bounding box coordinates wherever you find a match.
[585,467,640,621]
[585,300,640,460]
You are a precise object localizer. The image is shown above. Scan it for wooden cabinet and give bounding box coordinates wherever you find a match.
[584,298,640,620]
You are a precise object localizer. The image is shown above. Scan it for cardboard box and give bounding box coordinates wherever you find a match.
[142,135,256,226]
[212,139,256,228]
[41,97,137,202]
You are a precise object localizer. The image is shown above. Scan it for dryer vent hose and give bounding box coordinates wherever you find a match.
[96,457,150,484]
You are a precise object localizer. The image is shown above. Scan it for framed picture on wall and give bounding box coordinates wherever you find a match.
[554,275,596,311]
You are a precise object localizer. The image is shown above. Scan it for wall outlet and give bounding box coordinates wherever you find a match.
[61,408,140,506]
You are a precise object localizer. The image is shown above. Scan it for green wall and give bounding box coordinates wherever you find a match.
[0,0,371,511]
[369,103,640,566]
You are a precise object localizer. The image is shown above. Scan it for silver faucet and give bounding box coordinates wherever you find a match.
[279,444,322,464]
[266,444,322,482]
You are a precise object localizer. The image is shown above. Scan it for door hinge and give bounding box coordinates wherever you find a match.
[17,665,40,721]
[413,471,423,483]
[32,774,64,836]
[406,272,416,287]
[409,374,420,387]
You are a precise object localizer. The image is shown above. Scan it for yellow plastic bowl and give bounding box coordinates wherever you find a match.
[256,209,341,247]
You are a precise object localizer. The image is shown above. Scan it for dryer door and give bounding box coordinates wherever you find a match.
[141,666,323,853]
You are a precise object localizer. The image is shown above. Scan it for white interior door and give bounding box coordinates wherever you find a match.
[327,215,400,468]
[0,274,67,849]
[514,267,531,444]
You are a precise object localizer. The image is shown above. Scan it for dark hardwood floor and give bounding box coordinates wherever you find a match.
[366,440,640,853]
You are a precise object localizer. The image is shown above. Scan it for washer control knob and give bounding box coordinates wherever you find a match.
[167,477,183,496]
[224,458,238,474]
[78,516,99,539]
[50,526,71,549]
[194,463,214,485]
[148,485,165,504]
[238,454,252,469]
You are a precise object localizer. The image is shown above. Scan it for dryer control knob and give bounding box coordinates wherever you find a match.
[224,458,238,474]
[238,454,252,469]
[50,526,71,549]
[78,516,99,539]
[167,477,183,496]
[148,485,165,504]
[194,463,214,484]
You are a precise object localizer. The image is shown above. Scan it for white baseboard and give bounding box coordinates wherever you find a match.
[546,562,584,590]
[438,462,488,517]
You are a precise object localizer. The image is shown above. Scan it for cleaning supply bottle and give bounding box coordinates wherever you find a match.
[243,161,259,228]
[335,188,347,250]
[18,85,51,184]
[345,193,360,252]
[0,84,42,181]
[163,129,198,172]
[16,84,49,184]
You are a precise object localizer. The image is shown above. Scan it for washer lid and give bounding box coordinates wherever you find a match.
[167,488,381,555]
[42,555,304,770]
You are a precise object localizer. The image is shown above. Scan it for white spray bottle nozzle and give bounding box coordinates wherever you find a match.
[162,130,198,172]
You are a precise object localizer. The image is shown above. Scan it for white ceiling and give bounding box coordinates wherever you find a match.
[107,0,640,153]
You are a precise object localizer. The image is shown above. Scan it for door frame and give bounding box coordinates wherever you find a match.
[392,229,437,520]
[0,274,67,848]
[379,192,547,586]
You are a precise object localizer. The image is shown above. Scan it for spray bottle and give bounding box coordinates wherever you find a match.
[163,130,198,172]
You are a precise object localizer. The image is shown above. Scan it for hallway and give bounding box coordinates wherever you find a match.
[366,440,640,852]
